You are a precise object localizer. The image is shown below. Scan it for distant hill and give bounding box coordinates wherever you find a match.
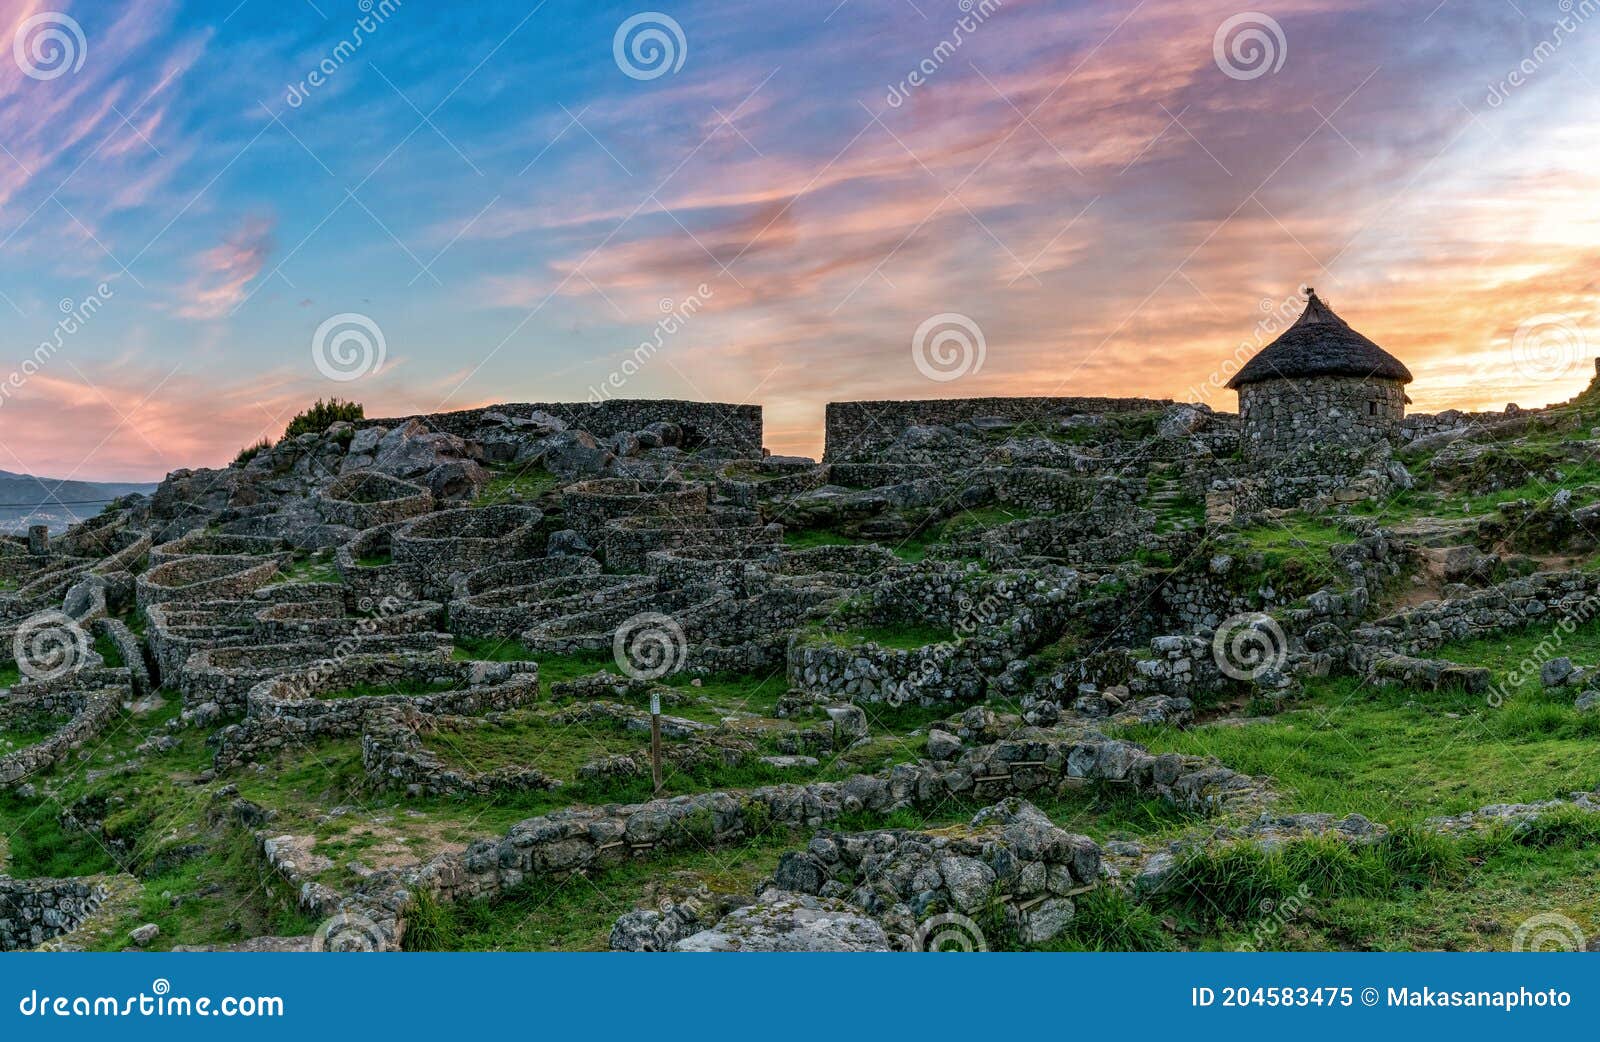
[0,470,158,534]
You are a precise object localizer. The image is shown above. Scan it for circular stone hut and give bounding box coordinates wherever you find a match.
[1227,289,1413,460]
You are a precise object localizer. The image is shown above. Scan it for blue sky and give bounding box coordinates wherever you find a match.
[1,0,1598,479]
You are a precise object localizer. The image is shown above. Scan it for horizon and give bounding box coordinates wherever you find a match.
[1,0,1597,482]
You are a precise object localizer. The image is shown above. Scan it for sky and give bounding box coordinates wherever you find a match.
[0,0,1598,481]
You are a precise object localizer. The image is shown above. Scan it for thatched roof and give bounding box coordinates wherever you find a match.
[1227,290,1413,389]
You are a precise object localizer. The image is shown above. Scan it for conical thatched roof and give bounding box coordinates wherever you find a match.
[1227,290,1413,389]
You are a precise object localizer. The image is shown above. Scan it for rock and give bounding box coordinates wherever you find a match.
[1576,690,1600,712]
[607,431,642,458]
[422,459,487,501]
[546,529,591,556]
[937,856,996,913]
[826,704,868,747]
[542,430,614,478]
[372,420,471,479]
[673,891,889,952]
[62,573,109,621]
[925,729,963,761]
[1020,897,1075,944]
[759,755,819,769]
[642,421,682,448]
[1158,404,1209,439]
[129,923,160,946]
[1541,657,1575,689]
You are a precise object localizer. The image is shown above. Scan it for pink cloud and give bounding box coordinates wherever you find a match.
[173,215,274,320]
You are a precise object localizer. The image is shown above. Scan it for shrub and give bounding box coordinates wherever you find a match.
[233,437,272,467]
[283,398,364,439]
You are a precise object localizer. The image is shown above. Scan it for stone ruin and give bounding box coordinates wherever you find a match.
[5,318,1600,953]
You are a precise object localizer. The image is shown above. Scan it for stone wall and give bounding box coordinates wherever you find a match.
[0,877,110,951]
[136,554,286,608]
[0,689,120,789]
[413,732,1267,908]
[314,472,434,530]
[1237,376,1405,460]
[825,397,1173,461]
[362,400,764,456]
[768,798,1100,945]
[179,633,455,714]
[212,659,539,770]
[392,506,545,582]
[361,710,560,798]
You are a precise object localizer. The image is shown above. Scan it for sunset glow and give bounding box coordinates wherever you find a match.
[0,0,1597,478]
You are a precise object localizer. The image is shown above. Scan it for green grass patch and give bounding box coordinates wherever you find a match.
[267,553,342,586]
[475,467,560,505]
[832,623,958,651]
[91,632,125,668]
[1122,673,1600,825]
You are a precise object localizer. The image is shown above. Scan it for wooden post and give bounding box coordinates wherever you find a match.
[650,691,663,797]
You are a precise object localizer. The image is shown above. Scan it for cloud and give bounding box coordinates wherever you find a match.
[173,215,274,319]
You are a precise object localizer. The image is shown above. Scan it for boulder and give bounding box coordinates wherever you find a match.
[673,891,890,952]
[543,430,614,479]
[1541,657,1575,689]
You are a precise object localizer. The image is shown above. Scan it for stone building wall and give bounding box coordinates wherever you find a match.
[1237,376,1405,459]
[824,397,1173,461]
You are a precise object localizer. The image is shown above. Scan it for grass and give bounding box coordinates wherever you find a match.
[475,466,560,505]
[317,678,458,700]
[267,553,342,586]
[782,527,932,562]
[833,622,959,650]
[404,835,793,951]
[0,720,61,750]
[96,829,324,951]
[1121,669,1600,826]
[1165,813,1600,952]
[92,632,125,668]
[420,711,642,777]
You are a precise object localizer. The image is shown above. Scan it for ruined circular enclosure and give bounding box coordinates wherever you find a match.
[393,505,545,575]
[135,554,285,607]
[315,471,435,529]
[562,478,709,537]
